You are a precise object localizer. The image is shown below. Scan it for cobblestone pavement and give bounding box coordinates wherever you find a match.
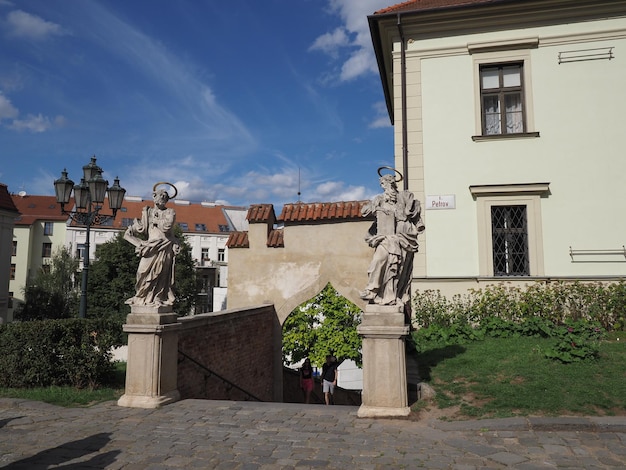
[1,398,625,469]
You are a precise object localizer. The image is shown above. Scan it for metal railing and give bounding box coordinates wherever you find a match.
[178,350,263,402]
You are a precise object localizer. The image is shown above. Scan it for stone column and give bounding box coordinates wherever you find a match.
[357,304,410,418]
[117,306,181,409]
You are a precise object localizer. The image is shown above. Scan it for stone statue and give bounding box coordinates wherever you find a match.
[124,182,181,307]
[360,168,424,306]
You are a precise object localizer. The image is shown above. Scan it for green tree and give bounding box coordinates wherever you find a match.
[88,225,197,318]
[14,246,79,321]
[172,224,197,315]
[87,232,136,320]
[282,283,362,368]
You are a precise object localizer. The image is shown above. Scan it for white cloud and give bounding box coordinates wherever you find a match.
[339,47,375,81]
[311,0,391,82]
[8,113,50,132]
[309,27,350,57]
[368,101,391,128]
[313,180,370,202]
[5,10,66,40]
[0,92,18,119]
[77,2,256,153]
[8,113,65,132]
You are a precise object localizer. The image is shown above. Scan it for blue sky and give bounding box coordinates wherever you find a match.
[0,0,395,207]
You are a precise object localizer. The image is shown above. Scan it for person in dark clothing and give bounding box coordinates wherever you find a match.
[321,355,338,405]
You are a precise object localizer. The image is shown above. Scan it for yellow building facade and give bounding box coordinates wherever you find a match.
[369,0,626,296]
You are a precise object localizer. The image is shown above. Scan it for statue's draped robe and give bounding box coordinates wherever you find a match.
[362,191,422,305]
[125,206,178,306]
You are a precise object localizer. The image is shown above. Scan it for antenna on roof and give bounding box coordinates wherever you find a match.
[297,167,302,203]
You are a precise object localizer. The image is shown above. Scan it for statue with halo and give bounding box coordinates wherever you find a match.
[360,167,424,307]
[124,182,181,307]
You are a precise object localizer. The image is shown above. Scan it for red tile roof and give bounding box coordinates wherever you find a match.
[247,204,276,223]
[11,194,69,226]
[228,200,373,249]
[278,201,372,223]
[267,229,284,248]
[226,231,249,248]
[374,0,509,15]
[68,198,235,234]
[0,184,19,214]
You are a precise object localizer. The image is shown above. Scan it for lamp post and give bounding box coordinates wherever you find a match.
[54,156,126,318]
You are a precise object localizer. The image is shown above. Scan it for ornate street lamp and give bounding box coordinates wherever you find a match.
[54,156,126,318]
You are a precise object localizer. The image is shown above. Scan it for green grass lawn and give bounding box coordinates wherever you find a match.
[2,338,625,419]
[416,336,626,419]
[0,362,126,407]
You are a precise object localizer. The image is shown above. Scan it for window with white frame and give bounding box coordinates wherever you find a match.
[470,183,548,277]
[480,63,525,136]
[217,248,225,262]
[44,221,54,236]
[469,38,539,140]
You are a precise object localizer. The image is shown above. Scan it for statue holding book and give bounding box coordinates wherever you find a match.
[124,182,180,307]
[360,168,424,307]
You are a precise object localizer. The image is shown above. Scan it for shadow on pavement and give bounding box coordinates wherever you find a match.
[4,432,120,470]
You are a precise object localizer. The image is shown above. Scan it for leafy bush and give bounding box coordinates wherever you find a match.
[411,281,620,362]
[544,321,605,363]
[412,281,626,331]
[0,318,124,388]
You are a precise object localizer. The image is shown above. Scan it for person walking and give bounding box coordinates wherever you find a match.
[299,358,314,404]
[321,355,338,405]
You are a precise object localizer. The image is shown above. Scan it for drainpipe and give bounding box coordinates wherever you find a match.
[397,13,409,191]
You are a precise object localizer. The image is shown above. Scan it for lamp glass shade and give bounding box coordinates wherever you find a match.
[107,177,126,211]
[54,169,74,205]
[82,156,102,181]
[88,172,108,204]
[74,179,90,209]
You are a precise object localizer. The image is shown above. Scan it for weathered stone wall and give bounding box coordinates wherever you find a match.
[228,220,372,325]
[177,305,280,402]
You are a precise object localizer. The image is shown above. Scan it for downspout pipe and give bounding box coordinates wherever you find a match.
[397,13,409,191]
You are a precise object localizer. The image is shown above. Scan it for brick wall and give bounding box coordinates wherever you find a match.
[177,305,279,402]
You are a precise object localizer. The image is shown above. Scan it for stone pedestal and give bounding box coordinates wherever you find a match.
[357,304,410,418]
[117,306,181,409]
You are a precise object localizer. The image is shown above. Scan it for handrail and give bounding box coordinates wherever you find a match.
[569,246,626,259]
[178,349,263,402]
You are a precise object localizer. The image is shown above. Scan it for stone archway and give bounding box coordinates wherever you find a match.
[225,202,374,402]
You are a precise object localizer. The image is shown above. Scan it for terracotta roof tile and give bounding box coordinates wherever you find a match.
[226,231,249,248]
[267,229,284,248]
[374,0,509,15]
[0,184,18,214]
[247,204,276,223]
[278,201,372,223]
[65,198,236,233]
[11,194,69,225]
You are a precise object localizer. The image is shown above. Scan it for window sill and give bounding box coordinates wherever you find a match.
[472,131,540,142]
